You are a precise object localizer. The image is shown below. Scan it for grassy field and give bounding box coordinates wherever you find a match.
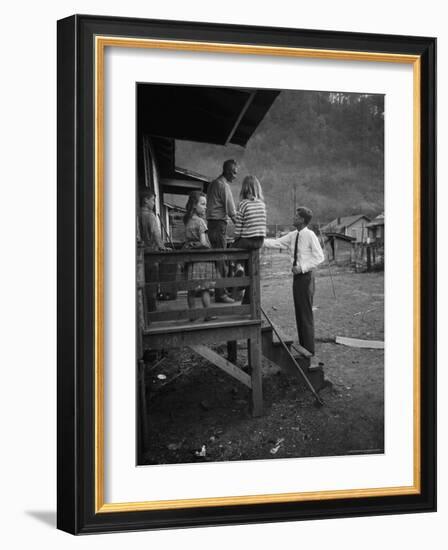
[140,250,384,465]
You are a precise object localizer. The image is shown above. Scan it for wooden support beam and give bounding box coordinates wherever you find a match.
[249,334,263,417]
[145,250,249,264]
[148,304,250,323]
[225,91,256,145]
[190,345,252,389]
[145,318,260,336]
[248,250,261,320]
[144,320,260,349]
[138,360,149,450]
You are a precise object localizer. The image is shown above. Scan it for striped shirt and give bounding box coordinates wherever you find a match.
[234,198,267,238]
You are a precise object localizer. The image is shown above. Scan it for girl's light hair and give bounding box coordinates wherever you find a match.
[239,175,264,202]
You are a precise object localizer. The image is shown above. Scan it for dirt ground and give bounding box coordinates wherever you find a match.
[140,250,384,465]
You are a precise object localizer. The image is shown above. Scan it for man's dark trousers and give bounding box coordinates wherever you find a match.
[207,219,228,301]
[293,272,315,355]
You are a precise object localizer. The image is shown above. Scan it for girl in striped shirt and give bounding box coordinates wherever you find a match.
[233,175,267,302]
[234,175,267,245]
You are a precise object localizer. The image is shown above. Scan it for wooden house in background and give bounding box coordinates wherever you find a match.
[321,213,385,267]
[321,214,371,243]
[323,232,356,264]
[367,213,385,244]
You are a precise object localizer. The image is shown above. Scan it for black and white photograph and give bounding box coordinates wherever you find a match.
[136,83,385,466]
[0,0,441,542]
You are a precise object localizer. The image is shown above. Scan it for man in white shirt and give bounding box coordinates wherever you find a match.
[264,207,324,360]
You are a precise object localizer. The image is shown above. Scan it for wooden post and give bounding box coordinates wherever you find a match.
[248,251,262,416]
[226,250,261,365]
[367,244,372,271]
[227,340,237,364]
[136,246,147,358]
[249,333,263,417]
[248,250,261,320]
[138,360,149,453]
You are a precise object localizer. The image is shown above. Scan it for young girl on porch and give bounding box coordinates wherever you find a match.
[233,175,267,303]
[183,191,217,322]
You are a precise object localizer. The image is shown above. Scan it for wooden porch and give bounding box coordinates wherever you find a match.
[138,247,264,417]
[137,247,326,452]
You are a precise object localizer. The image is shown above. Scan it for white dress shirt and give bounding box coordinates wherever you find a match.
[264,227,324,273]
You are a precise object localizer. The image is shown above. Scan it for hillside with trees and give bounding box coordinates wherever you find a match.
[176,89,384,225]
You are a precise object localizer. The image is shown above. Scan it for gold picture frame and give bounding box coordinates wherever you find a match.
[58,14,436,534]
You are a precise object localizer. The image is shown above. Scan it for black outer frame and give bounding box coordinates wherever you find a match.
[57,14,436,535]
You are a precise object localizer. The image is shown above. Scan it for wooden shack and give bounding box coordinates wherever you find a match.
[324,232,355,264]
[367,213,385,244]
[322,214,371,243]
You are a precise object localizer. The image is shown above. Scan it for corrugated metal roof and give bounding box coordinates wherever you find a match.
[324,232,356,241]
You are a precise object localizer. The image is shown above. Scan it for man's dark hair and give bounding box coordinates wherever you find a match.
[296,206,313,226]
[140,189,155,206]
[223,159,237,172]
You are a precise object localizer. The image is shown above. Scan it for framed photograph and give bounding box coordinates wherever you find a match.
[57,14,436,534]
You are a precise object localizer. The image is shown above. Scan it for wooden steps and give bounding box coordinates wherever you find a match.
[261,326,325,391]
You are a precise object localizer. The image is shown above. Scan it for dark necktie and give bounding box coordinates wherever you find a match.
[293,231,299,267]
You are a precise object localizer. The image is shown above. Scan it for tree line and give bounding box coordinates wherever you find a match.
[176,89,384,225]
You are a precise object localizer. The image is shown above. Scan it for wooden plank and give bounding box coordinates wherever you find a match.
[145,247,246,254]
[137,289,144,357]
[190,345,252,389]
[148,305,251,322]
[335,336,384,349]
[249,334,263,417]
[225,91,255,145]
[145,249,249,264]
[138,360,149,448]
[143,321,260,349]
[145,318,260,335]
[146,276,250,291]
[290,342,313,358]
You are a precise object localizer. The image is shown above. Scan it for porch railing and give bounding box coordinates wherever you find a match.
[140,248,261,329]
